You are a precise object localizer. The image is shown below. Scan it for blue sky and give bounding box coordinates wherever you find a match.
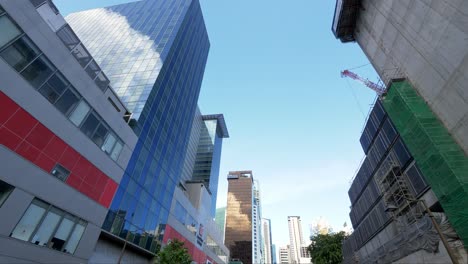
[55,0,378,251]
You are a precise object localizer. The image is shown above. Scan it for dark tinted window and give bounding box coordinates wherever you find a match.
[382,118,397,145]
[92,123,109,147]
[71,43,92,67]
[51,164,70,181]
[0,180,14,207]
[406,164,428,196]
[54,89,79,115]
[20,55,55,88]
[393,138,411,166]
[80,112,99,137]
[38,73,69,103]
[56,25,80,50]
[1,37,39,71]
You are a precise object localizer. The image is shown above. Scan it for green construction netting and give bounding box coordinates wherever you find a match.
[382,80,468,249]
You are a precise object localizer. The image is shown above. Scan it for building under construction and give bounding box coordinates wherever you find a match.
[333,1,468,262]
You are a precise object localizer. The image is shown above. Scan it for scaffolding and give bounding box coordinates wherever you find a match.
[382,80,468,250]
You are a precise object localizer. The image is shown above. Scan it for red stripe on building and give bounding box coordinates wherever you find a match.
[163,225,217,264]
[0,92,117,208]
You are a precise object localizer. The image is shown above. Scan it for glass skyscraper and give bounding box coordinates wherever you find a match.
[67,0,210,253]
[192,114,229,217]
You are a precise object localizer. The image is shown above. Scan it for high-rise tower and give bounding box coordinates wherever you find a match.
[288,216,305,264]
[67,0,209,247]
[262,218,273,264]
[333,0,468,261]
[191,114,229,216]
[225,171,255,264]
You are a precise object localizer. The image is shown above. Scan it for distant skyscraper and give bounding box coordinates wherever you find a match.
[252,180,263,264]
[272,244,277,264]
[215,207,226,242]
[262,218,273,263]
[288,216,305,264]
[225,171,255,264]
[191,114,229,216]
[279,246,290,264]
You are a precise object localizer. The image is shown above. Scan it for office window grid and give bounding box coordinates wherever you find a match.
[10,199,87,255]
[71,0,211,254]
[0,10,123,161]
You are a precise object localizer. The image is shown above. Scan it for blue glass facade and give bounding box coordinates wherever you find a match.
[192,115,228,217]
[67,0,210,253]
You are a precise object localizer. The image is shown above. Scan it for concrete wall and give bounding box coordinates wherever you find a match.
[0,146,105,261]
[88,239,151,264]
[395,242,467,264]
[355,0,468,154]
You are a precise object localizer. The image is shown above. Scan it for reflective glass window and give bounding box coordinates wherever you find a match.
[0,15,21,48]
[101,133,117,154]
[69,100,90,126]
[406,163,428,195]
[50,164,70,181]
[54,88,79,115]
[80,112,99,138]
[92,123,109,147]
[10,200,48,241]
[393,138,411,166]
[85,59,100,79]
[31,207,62,246]
[71,43,92,67]
[56,25,80,50]
[94,72,110,91]
[38,72,69,104]
[63,220,86,254]
[110,141,123,161]
[1,37,39,72]
[20,55,55,89]
[51,215,75,251]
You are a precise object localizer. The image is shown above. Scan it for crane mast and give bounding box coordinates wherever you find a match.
[341,69,386,96]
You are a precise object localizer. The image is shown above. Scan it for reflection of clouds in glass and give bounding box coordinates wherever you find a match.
[226,192,251,232]
[67,8,163,118]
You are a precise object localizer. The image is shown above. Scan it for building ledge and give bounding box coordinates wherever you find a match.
[332,0,361,43]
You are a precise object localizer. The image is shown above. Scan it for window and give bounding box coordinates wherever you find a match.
[54,88,79,115]
[38,72,69,104]
[56,25,80,50]
[0,180,14,207]
[20,55,55,89]
[80,112,100,138]
[11,200,48,241]
[31,207,62,246]
[0,37,39,71]
[10,199,87,255]
[91,123,109,147]
[0,12,123,162]
[0,15,21,48]
[84,60,100,79]
[110,141,123,161]
[69,100,90,126]
[101,133,117,154]
[94,72,110,91]
[71,43,91,67]
[50,164,70,181]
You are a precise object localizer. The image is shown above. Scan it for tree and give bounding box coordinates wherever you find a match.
[155,239,192,264]
[307,231,348,264]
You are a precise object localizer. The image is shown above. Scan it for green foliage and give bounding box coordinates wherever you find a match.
[155,239,192,264]
[307,231,348,264]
